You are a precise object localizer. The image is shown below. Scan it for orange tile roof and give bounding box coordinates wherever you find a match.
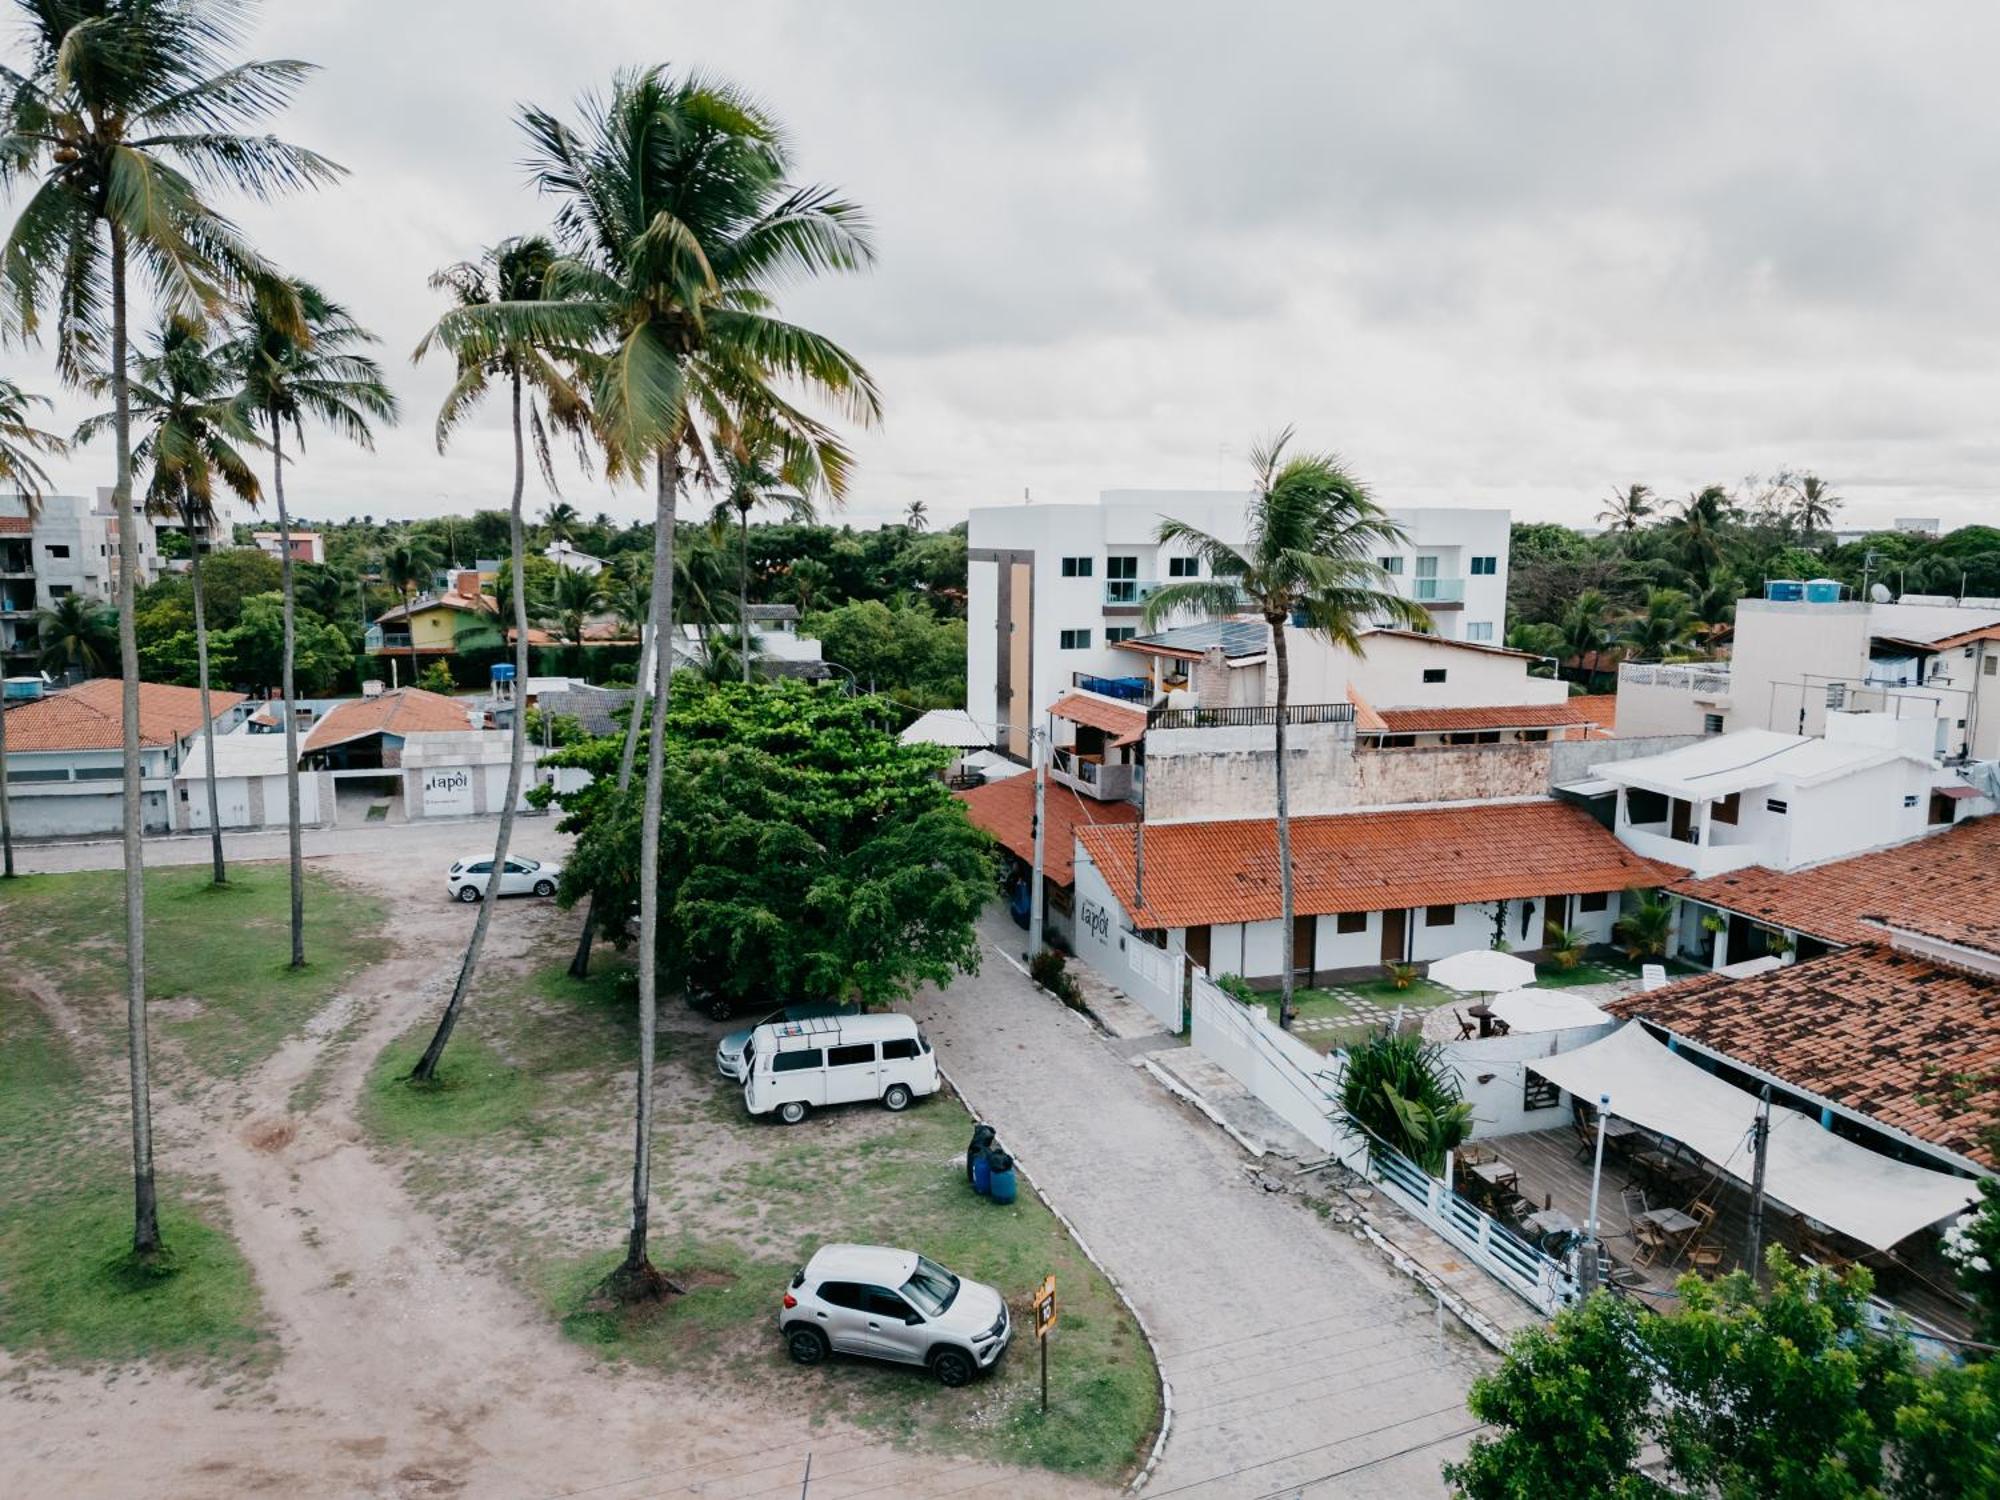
[1667,817,2000,955]
[1375,702,1594,734]
[955,772,1139,886]
[1607,946,2000,1168]
[1049,692,1147,746]
[1346,684,1387,733]
[1077,799,1677,928]
[303,687,471,753]
[0,515,29,535]
[1572,695,1618,737]
[2,678,246,752]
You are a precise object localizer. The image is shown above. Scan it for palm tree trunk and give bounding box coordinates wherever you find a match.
[272,419,305,968]
[1,670,14,879]
[568,621,648,979]
[739,506,751,685]
[412,371,530,1083]
[188,533,225,885]
[615,444,681,1295]
[110,224,162,1257]
[1273,616,1295,1032]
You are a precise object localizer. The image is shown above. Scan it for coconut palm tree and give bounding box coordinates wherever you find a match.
[35,593,117,677]
[1791,473,1840,540]
[0,378,65,881]
[408,235,591,1084]
[380,533,441,667]
[1596,483,1653,536]
[905,498,929,533]
[782,556,831,614]
[1559,588,1613,687]
[0,0,338,1259]
[223,279,397,968]
[502,66,881,1294]
[1141,429,1426,1030]
[606,563,650,641]
[295,562,355,626]
[1620,587,1695,662]
[1668,485,1738,585]
[711,415,838,681]
[548,565,604,648]
[542,499,580,544]
[80,316,262,886]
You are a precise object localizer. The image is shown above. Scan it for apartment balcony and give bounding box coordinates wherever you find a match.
[1050,746,1137,803]
[1071,671,1153,703]
[1145,701,1356,730]
[1619,662,1732,696]
[1410,576,1465,606]
[1102,578,1164,607]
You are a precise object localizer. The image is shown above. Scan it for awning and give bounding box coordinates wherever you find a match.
[1527,1022,1979,1251]
[899,709,992,750]
[1489,988,1613,1033]
[1556,777,1617,797]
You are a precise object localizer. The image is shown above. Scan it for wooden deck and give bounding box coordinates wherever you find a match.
[1467,1126,1975,1345]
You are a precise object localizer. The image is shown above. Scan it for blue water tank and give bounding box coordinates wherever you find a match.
[1804,578,1843,603]
[971,1150,993,1197]
[1765,579,1806,602]
[491,663,517,682]
[985,1149,1017,1205]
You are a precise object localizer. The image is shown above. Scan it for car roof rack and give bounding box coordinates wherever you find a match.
[771,1015,847,1040]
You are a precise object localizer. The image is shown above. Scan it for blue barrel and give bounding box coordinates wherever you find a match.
[1007,874,1031,930]
[1765,579,1805,602]
[1805,578,1842,603]
[986,1149,1017,1205]
[966,1123,995,1186]
[972,1149,993,1196]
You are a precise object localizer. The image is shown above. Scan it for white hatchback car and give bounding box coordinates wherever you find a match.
[781,1245,1011,1386]
[446,855,562,903]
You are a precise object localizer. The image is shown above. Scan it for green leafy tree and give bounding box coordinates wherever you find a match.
[1943,1177,2000,1345]
[171,545,280,627]
[216,591,348,694]
[380,533,441,643]
[1142,428,1425,1029]
[1613,891,1675,959]
[782,555,833,613]
[805,597,966,707]
[1620,587,1695,661]
[713,414,841,682]
[0,377,64,879]
[0,0,337,1257]
[1889,1357,2000,1499]
[224,277,396,968]
[1559,588,1613,687]
[295,563,357,630]
[416,659,457,695]
[548,565,604,646]
[1668,484,1739,585]
[1597,483,1654,535]
[137,627,200,686]
[1338,1029,1472,1174]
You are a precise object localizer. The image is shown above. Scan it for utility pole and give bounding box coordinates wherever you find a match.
[1746,1084,1772,1283]
[1581,1092,1611,1295]
[1028,719,1047,960]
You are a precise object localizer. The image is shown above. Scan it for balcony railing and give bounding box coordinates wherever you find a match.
[1146,701,1356,730]
[1102,578,1163,606]
[1411,576,1466,604]
[1072,671,1153,702]
[1620,663,1731,694]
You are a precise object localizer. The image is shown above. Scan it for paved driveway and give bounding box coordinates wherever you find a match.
[915,914,1492,1498]
[11,810,566,876]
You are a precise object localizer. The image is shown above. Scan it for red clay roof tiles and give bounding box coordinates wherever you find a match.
[1049,692,1148,745]
[303,687,471,753]
[2,678,246,752]
[955,772,1139,886]
[1375,702,1594,734]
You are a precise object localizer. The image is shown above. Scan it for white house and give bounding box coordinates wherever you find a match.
[967,488,1511,760]
[175,728,326,831]
[543,539,608,576]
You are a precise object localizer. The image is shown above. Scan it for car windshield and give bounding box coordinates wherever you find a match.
[900,1256,959,1318]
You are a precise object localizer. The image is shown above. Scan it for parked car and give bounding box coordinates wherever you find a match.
[714,1001,860,1082]
[742,1013,939,1125]
[780,1244,1010,1386]
[446,855,561,903]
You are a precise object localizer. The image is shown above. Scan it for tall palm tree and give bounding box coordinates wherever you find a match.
[542,498,580,543]
[408,234,591,1084]
[1791,473,1840,540]
[295,562,354,624]
[1621,588,1695,661]
[1141,429,1425,1030]
[81,315,261,885]
[606,562,650,641]
[0,378,64,881]
[904,498,929,533]
[1669,484,1738,585]
[1596,483,1652,535]
[548,565,604,648]
[36,593,117,676]
[782,556,831,614]
[224,279,397,968]
[490,563,543,642]
[1559,588,1612,687]
[712,415,838,681]
[508,66,881,1294]
[0,0,337,1259]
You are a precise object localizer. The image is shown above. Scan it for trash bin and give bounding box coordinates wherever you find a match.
[966,1123,996,1187]
[972,1145,994,1196]
[986,1148,1017,1205]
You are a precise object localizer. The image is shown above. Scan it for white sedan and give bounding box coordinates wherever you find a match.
[446,855,562,903]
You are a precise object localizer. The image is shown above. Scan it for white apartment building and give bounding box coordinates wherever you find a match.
[0,490,161,675]
[1616,589,2000,762]
[967,489,1511,758]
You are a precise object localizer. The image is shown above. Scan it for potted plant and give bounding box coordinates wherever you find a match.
[1700,912,1728,937]
[1545,924,1587,971]
[1383,960,1419,991]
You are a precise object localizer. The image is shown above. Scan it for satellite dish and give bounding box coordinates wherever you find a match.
[1869,582,1893,603]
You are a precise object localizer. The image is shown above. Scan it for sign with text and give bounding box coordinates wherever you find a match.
[1034,1275,1057,1337]
[422,766,475,817]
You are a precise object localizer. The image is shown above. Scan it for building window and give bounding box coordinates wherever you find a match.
[1465,622,1494,642]
[1378,555,1405,575]
[1985,655,1998,677]
[1579,891,1608,913]
[1105,626,1136,644]
[1335,910,1367,934]
[1060,556,1093,578]
[1422,668,1447,684]
[1106,555,1136,581]
[48,583,71,598]
[1059,628,1092,650]
[45,543,69,558]
[1424,904,1455,927]
[1523,1073,1561,1112]
[1765,797,1788,815]
[1903,793,1920,808]
[1168,557,1199,577]
[1470,555,1498,575]
[1520,728,1549,742]
[1703,713,1724,735]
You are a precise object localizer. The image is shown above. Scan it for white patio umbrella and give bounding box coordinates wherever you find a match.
[1426,948,1538,995]
[1488,987,1612,1034]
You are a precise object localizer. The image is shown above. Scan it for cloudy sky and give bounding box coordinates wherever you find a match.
[7,2,2000,534]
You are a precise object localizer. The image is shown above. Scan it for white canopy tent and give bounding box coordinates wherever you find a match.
[1489,988,1613,1034]
[1528,1022,1979,1252]
[1429,948,1538,994]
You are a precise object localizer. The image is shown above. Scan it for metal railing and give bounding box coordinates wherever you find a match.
[1072,672,1152,702]
[1369,1142,1575,1313]
[1103,579,1164,606]
[1146,701,1356,729]
[1619,662,1731,693]
[1412,576,1466,604]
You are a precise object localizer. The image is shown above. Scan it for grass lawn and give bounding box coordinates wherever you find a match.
[1534,954,1703,989]
[0,863,385,1372]
[361,957,1161,1484]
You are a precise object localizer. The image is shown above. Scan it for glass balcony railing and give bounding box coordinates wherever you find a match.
[1103,579,1165,606]
[1411,576,1465,604]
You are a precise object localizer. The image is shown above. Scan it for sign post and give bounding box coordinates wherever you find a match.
[1034,1274,1058,1414]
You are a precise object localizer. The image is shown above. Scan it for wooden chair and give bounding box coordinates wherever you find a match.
[1684,1237,1725,1277]
[1632,1217,1669,1268]
[1453,1008,1477,1041]
[1619,1186,1650,1231]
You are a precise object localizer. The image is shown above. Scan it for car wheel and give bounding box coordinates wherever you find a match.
[705,996,735,1021]
[882,1084,912,1112]
[533,879,555,897]
[786,1326,829,1366]
[778,1100,810,1126]
[930,1348,976,1387]
[455,885,481,903]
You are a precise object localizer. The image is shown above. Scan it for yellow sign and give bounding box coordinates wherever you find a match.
[1034,1275,1058,1337]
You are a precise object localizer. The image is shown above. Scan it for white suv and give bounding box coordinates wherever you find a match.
[780,1245,1010,1386]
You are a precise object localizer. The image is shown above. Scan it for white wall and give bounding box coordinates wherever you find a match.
[1442,1021,1620,1139]
[1071,844,1184,1029]
[1338,632,1567,709]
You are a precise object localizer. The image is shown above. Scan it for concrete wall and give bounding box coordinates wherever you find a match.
[177,770,327,830]
[1443,1021,1621,1139]
[1143,717,1357,822]
[1551,732,1705,784]
[1333,631,1567,709]
[1352,743,1548,805]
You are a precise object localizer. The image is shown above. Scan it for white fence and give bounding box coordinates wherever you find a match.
[1125,940,1185,1032]
[1371,1142,1577,1315]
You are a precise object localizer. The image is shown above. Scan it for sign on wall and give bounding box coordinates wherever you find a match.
[1080,897,1112,947]
[421,766,475,817]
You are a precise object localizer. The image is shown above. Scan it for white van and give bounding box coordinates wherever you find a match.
[743,1013,941,1125]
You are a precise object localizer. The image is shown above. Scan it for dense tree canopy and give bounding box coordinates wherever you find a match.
[544,681,993,1008]
[804,598,967,708]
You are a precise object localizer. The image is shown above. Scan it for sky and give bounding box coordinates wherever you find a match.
[6,1,2000,535]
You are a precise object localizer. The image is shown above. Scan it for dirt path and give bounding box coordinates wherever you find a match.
[3,843,1097,1500]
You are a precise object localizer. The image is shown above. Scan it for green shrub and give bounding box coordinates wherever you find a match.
[1339,1029,1472,1175]
[1215,972,1260,1005]
[1029,947,1084,1010]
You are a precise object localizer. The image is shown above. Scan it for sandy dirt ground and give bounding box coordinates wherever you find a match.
[0,828,1098,1500]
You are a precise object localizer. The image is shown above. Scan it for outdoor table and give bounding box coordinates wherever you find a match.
[1470,1159,1519,1194]
[1455,1142,1497,1169]
[1466,1001,1495,1037]
[1641,1206,1701,1261]
[1524,1208,1578,1237]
